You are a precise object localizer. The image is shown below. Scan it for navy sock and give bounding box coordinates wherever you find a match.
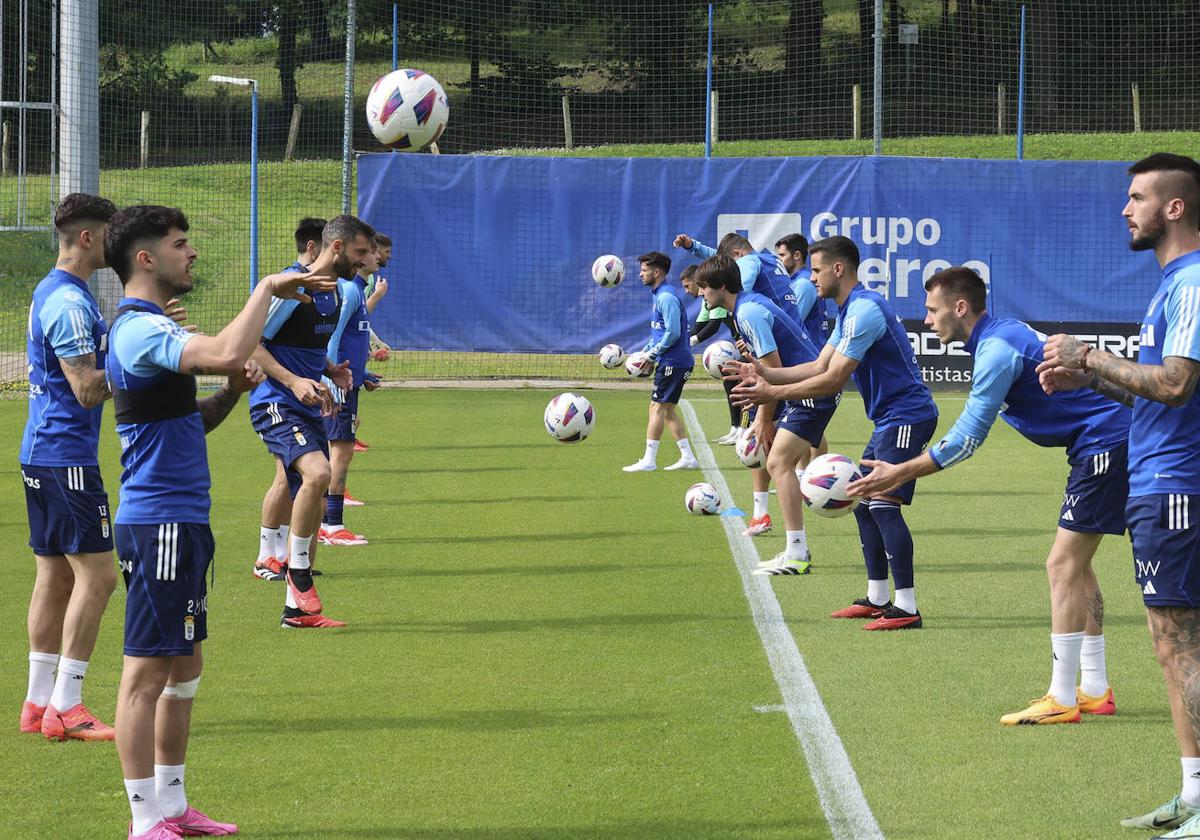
[870,501,914,591]
[853,503,889,584]
[324,493,344,528]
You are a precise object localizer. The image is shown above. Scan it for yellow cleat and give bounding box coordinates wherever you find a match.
[1000,695,1081,726]
[1077,686,1116,715]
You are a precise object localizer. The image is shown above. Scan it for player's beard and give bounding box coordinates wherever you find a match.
[332,252,356,279]
[1130,213,1165,252]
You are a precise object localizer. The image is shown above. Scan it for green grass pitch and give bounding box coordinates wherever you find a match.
[0,389,1178,838]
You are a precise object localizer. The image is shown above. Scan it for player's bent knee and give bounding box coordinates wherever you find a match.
[161,675,200,700]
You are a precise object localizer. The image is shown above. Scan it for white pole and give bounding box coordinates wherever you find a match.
[341,0,357,214]
[58,0,99,198]
[140,111,150,168]
[710,90,719,145]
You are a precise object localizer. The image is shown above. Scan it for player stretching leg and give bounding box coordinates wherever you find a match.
[681,264,741,445]
[730,236,938,630]
[1040,154,1200,835]
[253,218,328,581]
[849,268,1128,722]
[695,255,838,575]
[319,235,388,545]
[105,204,334,839]
[623,252,697,472]
[21,194,120,740]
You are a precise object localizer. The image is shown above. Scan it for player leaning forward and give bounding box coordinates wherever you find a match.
[848,267,1128,723]
[730,236,937,630]
[104,205,334,839]
[1040,153,1200,836]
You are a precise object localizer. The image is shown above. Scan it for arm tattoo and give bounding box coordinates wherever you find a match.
[1089,352,1200,408]
[1088,375,1135,408]
[198,385,241,433]
[1148,607,1200,744]
[60,353,95,368]
[1085,590,1104,631]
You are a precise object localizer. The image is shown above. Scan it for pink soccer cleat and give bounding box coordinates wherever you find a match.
[128,820,184,839]
[342,491,365,507]
[41,703,115,741]
[318,526,368,546]
[165,805,238,836]
[20,701,46,734]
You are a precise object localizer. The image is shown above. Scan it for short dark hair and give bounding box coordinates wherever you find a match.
[693,254,743,293]
[323,214,375,247]
[54,193,117,237]
[808,236,860,269]
[373,232,392,248]
[638,251,671,273]
[1128,153,1200,227]
[774,233,808,259]
[295,217,326,254]
[925,267,987,315]
[679,264,697,281]
[105,205,190,285]
[717,232,753,256]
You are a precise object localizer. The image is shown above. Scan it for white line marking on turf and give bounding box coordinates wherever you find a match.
[754,704,787,714]
[681,399,884,840]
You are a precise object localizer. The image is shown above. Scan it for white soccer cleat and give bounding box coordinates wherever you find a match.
[663,457,699,471]
[752,551,812,576]
[622,460,656,472]
[714,429,740,445]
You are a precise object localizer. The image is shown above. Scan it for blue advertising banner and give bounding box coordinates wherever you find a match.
[358,154,1158,357]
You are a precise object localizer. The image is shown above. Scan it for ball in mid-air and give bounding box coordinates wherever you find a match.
[598,344,626,369]
[800,453,864,518]
[543,392,595,443]
[702,340,739,380]
[592,255,625,287]
[366,68,449,151]
[684,482,721,515]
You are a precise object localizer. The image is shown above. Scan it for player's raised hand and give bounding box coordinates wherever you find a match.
[263,271,335,303]
[1037,334,1090,373]
[227,358,266,394]
[329,361,352,392]
[722,357,764,384]
[164,298,198,332]
[846,459,902,497]
[672,234,693,250]
[731,374,776,406]
[371,277,389,298]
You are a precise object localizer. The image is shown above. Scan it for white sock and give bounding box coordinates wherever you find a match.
[642,439,660,463]
[676,438,694,459]
[1079,634,1109,696]
[785,530,808,560]
[752,492,769,519]
[289,533,313,570]
[1048,632,1085,707]
[893,587,917,614]
[280,525,291,560]
[867,579,890,607]
[50,657,88,711]
[728,425,738,436]
[26,651,58,705]
[258,526,280,561]
[1183,758,1200,807]
[155,763,188,820]
[125,777,162,834]
[285,584,298,609]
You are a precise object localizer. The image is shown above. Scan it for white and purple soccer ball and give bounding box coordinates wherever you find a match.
[365,68,449,151]
[543,392,595,443]
[598,343,626,369]
[702,340,739,380]
[800,453,864,518]
[592,255,625,287]
[625,351,655,378]
[684,482,721,515]
[735,428,762,468]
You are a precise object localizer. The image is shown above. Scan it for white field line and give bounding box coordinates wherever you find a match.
[680,399,884,840]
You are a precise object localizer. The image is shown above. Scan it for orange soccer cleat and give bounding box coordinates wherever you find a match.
[41,703,115,741]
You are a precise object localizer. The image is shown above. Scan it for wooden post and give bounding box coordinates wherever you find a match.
[852,84,862,140]
[285,103,303,161]
[561,95,573,150]
[1,121,9,175]
[1132,82,1142,132]
[997,83,1006,135]
[709,90,719,145]
[140,111,151,168]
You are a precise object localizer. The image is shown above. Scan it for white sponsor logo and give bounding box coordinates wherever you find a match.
[1136,559,1161,578]
[1061,509,1075,522]
[1143,580,1158,595]
[21,470,41,489]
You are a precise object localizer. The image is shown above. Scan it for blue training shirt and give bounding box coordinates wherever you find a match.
[829,285,937,429]
[642,281,694,367]
[735,290,838,413]
[21,270,108,466]
[789,267,830,344]
[326,276,371,389]
[929,313,1130,469]
[105,298,210,525]
[1129,250,1200,496]
[686,240,800,319]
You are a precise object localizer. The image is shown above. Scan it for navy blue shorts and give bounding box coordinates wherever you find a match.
[116,523,214,657]
[651,363,693,405]
[22,464,113,556]
[1128,494,1200,608]
[250,401,330,498]
[322,388,360,442]
[860,417,938,504]
[776,396,840,447]
[1059,444,1129,535]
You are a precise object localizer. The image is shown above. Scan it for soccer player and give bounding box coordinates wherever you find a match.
[104,204,333,839]
[623,251,698,472]
[695,254,838,575]
[681,264,741,445]
[318,235,387,544]
[729,236,938,629]
[20,193,120,741]
[848,267,1128,722]
[674,231,799,318]
[1039,153,1200,834]
[775,233,830,345]
[249,215,370,627]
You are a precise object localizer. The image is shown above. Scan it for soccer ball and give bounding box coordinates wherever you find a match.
[592,255,625,287]
[702,340,739,380]
[365,69,449,151]
[625,351,655,378]
[598,344,626,369]
[684,482,721,515]
[800,453,864,518]
[543,392,595,443]
[735,429,762,468]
